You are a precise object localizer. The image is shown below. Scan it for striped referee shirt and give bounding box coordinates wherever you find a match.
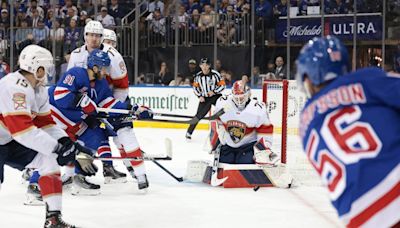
[192,70,226,97]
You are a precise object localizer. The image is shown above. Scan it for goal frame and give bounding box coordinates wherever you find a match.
[262,79,289,164]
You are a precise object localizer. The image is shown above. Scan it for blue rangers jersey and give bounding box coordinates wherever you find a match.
[48,67,128,135]
[299,67,399,228]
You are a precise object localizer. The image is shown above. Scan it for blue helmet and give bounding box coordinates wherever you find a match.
[296,35,350,87]
[87,49,111,70]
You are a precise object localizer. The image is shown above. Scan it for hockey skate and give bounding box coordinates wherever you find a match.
[44,204,76,228]
[137,174,149,190]
[21,168,34,183]
[103,163,127,184]
[61,174,73,189]
[71,174,100,196]
[24,183,44,206]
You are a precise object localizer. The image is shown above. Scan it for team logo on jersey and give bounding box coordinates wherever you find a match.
[12,93,26,110]
[119,61,126,73]
[227,120,246,143]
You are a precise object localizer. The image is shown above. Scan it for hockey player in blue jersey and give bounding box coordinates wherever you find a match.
[51,49,152,194]
[28,49,152,197]
[296,35,399,228]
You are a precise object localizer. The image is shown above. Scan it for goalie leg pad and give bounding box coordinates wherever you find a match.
[219,145,236,164]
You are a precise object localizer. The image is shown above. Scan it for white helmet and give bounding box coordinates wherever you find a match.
[19,45,54,86]
[84,20,103,41]
[103,28,117,47]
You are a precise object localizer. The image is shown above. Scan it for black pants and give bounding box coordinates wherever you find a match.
[187,94,221,135]
[0,140,38,183]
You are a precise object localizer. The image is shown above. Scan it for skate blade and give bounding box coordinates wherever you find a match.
[24,195,44,206]
[104,177,127,184]
[137,188,148,194]
[71,185,101,196]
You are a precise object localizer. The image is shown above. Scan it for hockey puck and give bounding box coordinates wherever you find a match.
[253,186,260,192]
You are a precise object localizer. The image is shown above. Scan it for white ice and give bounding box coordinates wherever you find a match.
[0,128,343,228]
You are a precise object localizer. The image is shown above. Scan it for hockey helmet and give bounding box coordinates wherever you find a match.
[103,28,117,47]
[84,20,103,43]
[296,35,350,88]
[19,44,55,86]
[87,49,111,76]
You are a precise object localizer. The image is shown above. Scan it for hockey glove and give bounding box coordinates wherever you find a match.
[54,137,77,166]
[253,141,280,166]
[131,104,154,120]
[83,114,101,129]
[76,93,97,115]
[74,143,98,176]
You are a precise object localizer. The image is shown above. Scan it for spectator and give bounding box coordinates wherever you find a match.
[172,5,189,43]
[97,7,116,28]
[33,19,49,46]
[325,0,349,14]
[79,11,89,26]
[0,55,10,79]
[13,1,26,16]
[295,0,308,15]
[148,8,166,45]
[15,9,28,27]
[188,0,202,13]
[49,19,65,42]
[217,5,236,44]
[0,9,9,28]
[44,9,54,29]
[149,0,165,15]
[219,0,230,13]
[274,56,287,79]
[214,59,225,72]
[182,59,200,81]
[189,8,201,29]
[273,0,288,17]
[241,74,249,84]
[221,69,233,86]
[136,73,146,85]
[169,74,185,86]
[63,7,78,28]
[255,0,272,19]
[198,4,216,33]
[31,9,41,27]
[80,0,95,16]
[109,0,125,24]
[253,66,263,88]
[15,20,34,52]
[183,77,192,86]
[155,61,174,85]
[64,19,81,53]
[234,0,246,13]
[27,0,44,18]
[61,0,78,18]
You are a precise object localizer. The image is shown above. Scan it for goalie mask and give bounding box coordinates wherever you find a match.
[231,80,251,110]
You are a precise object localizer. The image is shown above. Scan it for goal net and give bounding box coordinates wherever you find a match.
[262,80,321,186]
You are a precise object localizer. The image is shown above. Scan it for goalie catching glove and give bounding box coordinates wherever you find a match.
[253,141,280,166]
[53,137,98,176]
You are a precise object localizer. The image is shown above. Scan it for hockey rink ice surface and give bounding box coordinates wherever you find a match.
[0,128,343,228]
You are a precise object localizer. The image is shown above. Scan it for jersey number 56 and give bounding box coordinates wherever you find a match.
[305,105,382,200]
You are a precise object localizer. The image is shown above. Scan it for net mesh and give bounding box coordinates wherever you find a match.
[263,80,321,186]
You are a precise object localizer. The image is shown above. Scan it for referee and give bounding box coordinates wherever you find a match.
[186,58,226,140]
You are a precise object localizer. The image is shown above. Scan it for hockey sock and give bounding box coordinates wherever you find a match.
[38,173,62,211]
[98,143,112,166]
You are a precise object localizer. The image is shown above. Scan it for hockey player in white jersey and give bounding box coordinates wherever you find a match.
[65,20,129,185]
[103,28,117,48]
[210,80,279,165]
[67,20,129,101]
[0,45,97,227]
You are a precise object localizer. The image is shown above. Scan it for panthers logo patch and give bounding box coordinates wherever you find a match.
[227,120,246,143]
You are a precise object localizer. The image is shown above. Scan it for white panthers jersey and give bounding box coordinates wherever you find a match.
[67,43,129,101]
[214,95,273,148]
[0,72,67,155]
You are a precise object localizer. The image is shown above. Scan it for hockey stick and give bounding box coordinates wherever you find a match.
[210,145,229,186]
[97,107,225,124]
